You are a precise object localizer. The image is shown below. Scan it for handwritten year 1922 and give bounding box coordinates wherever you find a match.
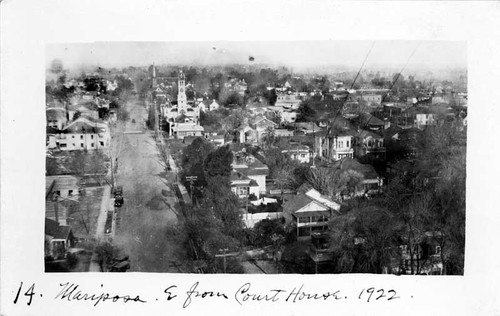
[358,287,400,302]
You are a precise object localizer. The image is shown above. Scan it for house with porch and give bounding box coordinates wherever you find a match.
[283,184,341,240]
[355,129,386,160]
[281,144,313,163]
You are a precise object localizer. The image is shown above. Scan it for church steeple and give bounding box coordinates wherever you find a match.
[152,63,157,88]
[177,70,187,110]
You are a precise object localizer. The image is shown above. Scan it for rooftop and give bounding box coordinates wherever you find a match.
[45,218,72,240]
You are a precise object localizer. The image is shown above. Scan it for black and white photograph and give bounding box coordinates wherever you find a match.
[44,41,467,275]
[3,1,500,315]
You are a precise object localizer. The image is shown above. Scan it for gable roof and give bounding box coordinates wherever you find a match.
[285,184,340,214]
[229,169,252,184]
[64,117,108,134]
[358,129,383,139]
[45,218,72,240]
[361,113,385,126]
[45,175,80,198]
[283,194,315,213]
[330,158,380,180]
[250,116,277,127]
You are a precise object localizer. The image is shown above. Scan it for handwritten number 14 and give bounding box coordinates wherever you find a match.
[13,282,36,306]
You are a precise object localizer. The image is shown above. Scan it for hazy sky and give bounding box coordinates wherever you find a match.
[46,41,466,72]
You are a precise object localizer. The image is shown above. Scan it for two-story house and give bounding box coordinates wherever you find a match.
[281,145,313,163]
[55,117,110,151]
[275,93,303,110]
[237,117,278,144]
[315,130,356,161]
[355,130,386,160]
[229,169,260,199]
[283,184,341,239]
[232,153,269,197]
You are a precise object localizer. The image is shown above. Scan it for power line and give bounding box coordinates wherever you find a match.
[321,42,376,146]
[361,42,421,131]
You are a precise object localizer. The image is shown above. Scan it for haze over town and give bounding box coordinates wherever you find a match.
[44,41,466,275]
[47,41,466,76]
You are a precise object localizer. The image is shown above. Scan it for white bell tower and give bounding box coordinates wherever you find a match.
[178,70,187,110]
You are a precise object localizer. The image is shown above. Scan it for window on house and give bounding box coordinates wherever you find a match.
[300,154,305,158]
[72,143,75,147]
[60,143,67,148]
[338,141,343,148]
[91,143,94,147]
[91,135,94,139]
[68,190,73,197]
[346,141,349,147]
[72,135,75,138]
[80,143,84,148]
[100,141,104,147]
[80,135,84,139]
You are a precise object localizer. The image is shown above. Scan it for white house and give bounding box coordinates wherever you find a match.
[171,123,204,140]
[55,117,110,151]
[315,130,356,161]
[230,169,260,199]
[282,145,313,163]
[232,154,269,196]
[283,184,341,239]
[415,113,435,128]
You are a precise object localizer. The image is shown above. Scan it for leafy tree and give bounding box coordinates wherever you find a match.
[201,176,244,240]
[306,166,364,200]
[261,126,276,149]
[199,110,223,133]
[249,218,285,247]
[204,145,233,178]
[329,206,402,273]
[98,107,110,120]
[181,137,214,174]
[94,241,121,272]
[296,101,317,122]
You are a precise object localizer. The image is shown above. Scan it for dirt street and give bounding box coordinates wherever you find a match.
[112,97,180,272]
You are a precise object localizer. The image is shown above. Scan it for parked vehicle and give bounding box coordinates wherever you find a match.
[114,196,124,207]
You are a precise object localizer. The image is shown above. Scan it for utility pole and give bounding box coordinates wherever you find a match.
[215,249,240,273]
